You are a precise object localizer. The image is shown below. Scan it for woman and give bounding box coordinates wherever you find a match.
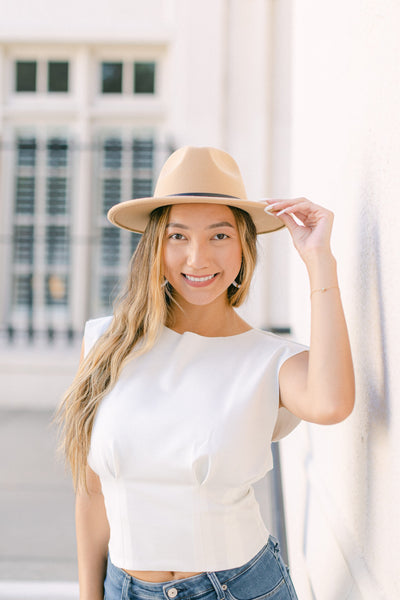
[57,146,355,600]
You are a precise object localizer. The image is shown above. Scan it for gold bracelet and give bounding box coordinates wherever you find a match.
[310,285,339,298]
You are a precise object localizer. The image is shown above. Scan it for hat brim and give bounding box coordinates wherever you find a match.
[107,195,285,235]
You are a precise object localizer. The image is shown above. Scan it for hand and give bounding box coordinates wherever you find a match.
[263,197,334,263]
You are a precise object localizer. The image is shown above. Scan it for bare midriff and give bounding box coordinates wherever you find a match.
[122,569,203,583]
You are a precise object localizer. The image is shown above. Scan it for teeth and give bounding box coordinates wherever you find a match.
[185,274,216,282]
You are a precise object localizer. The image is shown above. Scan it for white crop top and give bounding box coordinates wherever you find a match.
[84,316,308,572]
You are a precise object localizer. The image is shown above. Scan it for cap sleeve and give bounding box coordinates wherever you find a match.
[271,338,309,442]
[83,315,113,358]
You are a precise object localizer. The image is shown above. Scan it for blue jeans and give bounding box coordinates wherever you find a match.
[104,535,298,600]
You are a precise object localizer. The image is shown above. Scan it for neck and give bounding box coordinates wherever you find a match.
[166,295,249,337]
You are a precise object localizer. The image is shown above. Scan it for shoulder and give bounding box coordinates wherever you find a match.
[83,315,113,357]
[251,327,308,354]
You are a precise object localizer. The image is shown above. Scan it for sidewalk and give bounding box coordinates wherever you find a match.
[0,409,78,597]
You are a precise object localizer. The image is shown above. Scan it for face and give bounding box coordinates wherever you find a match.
[162,203,242,308]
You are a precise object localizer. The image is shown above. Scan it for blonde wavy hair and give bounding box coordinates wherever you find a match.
[56,204,257,491]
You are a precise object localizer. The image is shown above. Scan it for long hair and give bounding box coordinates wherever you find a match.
[56,204,257,491]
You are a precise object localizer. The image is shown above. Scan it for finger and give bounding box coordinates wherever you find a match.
[265,198,333,221]
[276,207,310,219]
[275,211,301,232]
[274,201,316,217]
[263,202,309,223]
[264,202,310,218]
[263,197,312,209]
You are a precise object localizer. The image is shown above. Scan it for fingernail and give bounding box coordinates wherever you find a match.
[264,202,279,210]
[276,208,288,216]
[264,208,276,216]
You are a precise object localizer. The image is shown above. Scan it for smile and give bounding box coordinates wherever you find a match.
[183,273,217,282]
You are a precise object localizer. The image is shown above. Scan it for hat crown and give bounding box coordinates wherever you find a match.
[154,146,248,199]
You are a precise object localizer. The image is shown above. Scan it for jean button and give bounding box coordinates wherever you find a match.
[167,587,178,598]
[222,584,227,590]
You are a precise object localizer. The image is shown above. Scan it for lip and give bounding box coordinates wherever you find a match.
[182,273,219,287]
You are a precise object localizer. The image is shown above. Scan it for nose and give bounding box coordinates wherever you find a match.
[186,240,210,269]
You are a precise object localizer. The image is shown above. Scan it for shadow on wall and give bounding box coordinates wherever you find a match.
[357,177,390,429]
[355,168,390,541]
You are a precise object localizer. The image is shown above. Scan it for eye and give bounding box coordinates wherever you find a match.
[168,233,185,240]
[213,233,229,240]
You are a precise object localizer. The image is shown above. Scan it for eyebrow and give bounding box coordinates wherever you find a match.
[166,221,235,230]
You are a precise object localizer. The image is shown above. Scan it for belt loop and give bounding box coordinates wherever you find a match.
[206,572,226,600]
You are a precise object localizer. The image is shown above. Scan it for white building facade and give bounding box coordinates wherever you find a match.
[0,0,286,406]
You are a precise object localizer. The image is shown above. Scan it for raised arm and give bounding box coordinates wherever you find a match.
[264,198,355,425]
[74,340,110,600]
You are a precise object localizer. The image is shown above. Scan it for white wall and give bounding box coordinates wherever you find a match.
[0,0,170,42]
[278,1,400,598]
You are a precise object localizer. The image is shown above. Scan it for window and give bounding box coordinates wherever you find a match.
[17,138,36,167]
[46,226,69,265]
[104,138,122,169]
[47,138,68,167]
[103,179,121,214]
[47,177,68,215]
[133,139,154,168]
[48,61,69,92]
[134,62,155,94]
[100,60,157,96]
[11,135,71,320]
[16,61,37,92]
[13,275,33,308]
[102,62,123,94]
[15,60,69,94]
[13,226,34,265]
[132,177,152,198]
[15,177,35,214]
[101,228,121,266]
[93,135,155,312]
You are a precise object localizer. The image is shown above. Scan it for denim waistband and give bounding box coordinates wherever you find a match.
[106,534,276,599]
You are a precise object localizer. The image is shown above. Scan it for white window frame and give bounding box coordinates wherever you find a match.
[9,126,73,333]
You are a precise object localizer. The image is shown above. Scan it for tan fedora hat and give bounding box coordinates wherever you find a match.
[107,146,284,234]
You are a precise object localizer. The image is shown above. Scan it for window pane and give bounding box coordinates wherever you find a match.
[17,138,36,167]
[100,275,119,307]
[47,177,68,214]
[101,227,120,266]
[46,226,69,265]
[132,178,152,199]
[15,177,35,214]
[16,61,37,92]
[46,274,68,305]
[132,139,154,169]
[13,274,33,307]
[14,226,34,265]
[102,62,123,94]
[134,62,155,94]
[48,61,69,92]
[47,138,68,167]
[104,138,122,169]
[103,179,121,214]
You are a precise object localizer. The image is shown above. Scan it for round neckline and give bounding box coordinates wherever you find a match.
[163,324,255,339]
